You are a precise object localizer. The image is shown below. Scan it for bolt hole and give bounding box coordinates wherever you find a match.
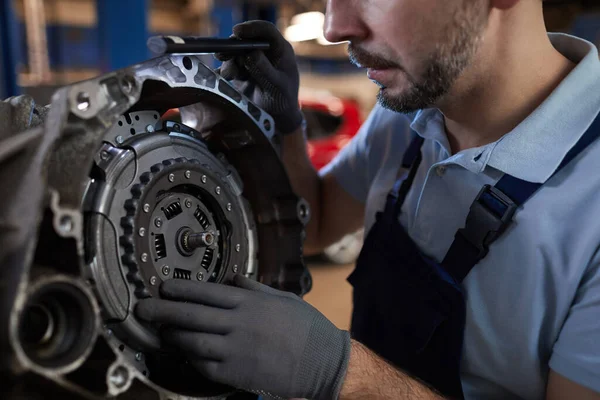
[76,92,90,111]
[135,115,140,121]
[118,121,123,126]
[142,370,147,376]
[154,114,158,120]
[121,75,136,94]
[130,128,135,135]
[263,119,272,131]
[119,344,125,352]
[183,56,193,70]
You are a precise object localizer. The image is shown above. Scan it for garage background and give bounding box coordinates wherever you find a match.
[1,0,599,329]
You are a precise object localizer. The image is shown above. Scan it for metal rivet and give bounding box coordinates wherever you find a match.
[141,253,148,262]
[138,227,146,237]
[150,276,157,285]
[235,244,241,252]
[154,218,162,228]
[162,265,170,276]
[109,366,129,388]
[196,271,204,281]
[116,135,124,144]
[185,199,192,208]
[185,170,191,179]
[168,173,175,182]
[146,124,155,133]
[201,175,207,183]
[143,203,150,213]
[226,203,232,211]
[107,328,113,336]
[100,150,110,160]
[211,271,217,278]
[215,186,221,195]
[232,265,238,273]
[135,352,143,361]
[59,215,74,233]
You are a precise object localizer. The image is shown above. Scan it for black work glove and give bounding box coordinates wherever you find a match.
[216,20,304,135]
[135,275,351,400]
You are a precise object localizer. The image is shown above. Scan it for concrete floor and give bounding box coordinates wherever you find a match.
[303,262,355,330]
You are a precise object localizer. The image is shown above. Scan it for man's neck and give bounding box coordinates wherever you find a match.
[439,5,576,154]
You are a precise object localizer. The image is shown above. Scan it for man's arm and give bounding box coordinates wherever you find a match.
[281,127,365,255]
[546,370,600,400]
[340,339,444,400]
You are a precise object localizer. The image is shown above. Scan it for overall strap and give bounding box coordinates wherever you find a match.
[443,112,600,282]
[385,134,425,216]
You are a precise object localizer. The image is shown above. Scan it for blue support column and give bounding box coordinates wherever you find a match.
[0,0,22,97]
[96,0,149,73]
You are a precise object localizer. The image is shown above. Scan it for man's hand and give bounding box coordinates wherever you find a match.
[216,20,304,135]
[135,275,351,400]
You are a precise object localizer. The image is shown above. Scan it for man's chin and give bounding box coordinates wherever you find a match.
[376,89,425,114]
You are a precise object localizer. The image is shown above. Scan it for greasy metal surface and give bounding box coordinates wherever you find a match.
[0,53,312,400]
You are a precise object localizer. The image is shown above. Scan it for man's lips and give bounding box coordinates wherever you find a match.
[367,68,394,84]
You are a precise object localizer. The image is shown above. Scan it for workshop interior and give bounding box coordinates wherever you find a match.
[0,0,599,399]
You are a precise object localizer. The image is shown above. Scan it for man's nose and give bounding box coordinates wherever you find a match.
[323,0,368,43]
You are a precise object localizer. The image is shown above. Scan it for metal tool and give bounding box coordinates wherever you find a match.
[147,35,270,55]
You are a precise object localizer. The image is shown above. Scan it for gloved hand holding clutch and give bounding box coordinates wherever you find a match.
[135,275,351,400]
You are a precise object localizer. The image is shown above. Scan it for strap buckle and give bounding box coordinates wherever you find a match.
[457,184,518,259]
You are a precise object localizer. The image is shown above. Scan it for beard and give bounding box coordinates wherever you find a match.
[348,2,487,114]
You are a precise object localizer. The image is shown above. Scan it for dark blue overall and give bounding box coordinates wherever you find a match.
[347,114,600,399]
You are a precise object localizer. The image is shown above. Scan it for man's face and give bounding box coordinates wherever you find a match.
[324,0,489,113]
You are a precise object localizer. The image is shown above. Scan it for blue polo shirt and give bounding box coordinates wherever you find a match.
[322,33,600,399]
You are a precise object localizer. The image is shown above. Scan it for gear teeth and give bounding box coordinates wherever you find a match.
[162,159,174,167]
[131,184,144,198]
[121,216,135,234]
[120,235,134,251]
[121,253,137,267]
[140,172,153,184]
[150,163,164,173]
[124,199,138,213]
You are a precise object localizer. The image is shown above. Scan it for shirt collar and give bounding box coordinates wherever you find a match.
[410,33,600,183]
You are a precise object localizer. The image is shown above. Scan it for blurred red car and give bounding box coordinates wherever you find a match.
[300,92,363,171]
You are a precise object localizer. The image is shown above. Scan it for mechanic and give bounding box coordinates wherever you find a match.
[135,0,600,399]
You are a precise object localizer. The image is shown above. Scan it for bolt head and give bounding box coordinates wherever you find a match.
[185,199,192,208]
[233,265,239,273]
[141,253,148,262]
[150,276,157,285]
[215,186,221,195]
[235,244,241,252]
[154,218,162,228]
[168,173,175,182]
[116,135,124,144]
[162,265,170,276]
[138,227,146,237]
[143,203,150,213]
[107,328,113,336]
[146,124,155,133]
[226,203,232,211]
[201,175,207,183]
[59,215,74,233]
[196,271,204,281]
[185,170,191,179]
[100,150,110,160]
[135,352,143,361]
